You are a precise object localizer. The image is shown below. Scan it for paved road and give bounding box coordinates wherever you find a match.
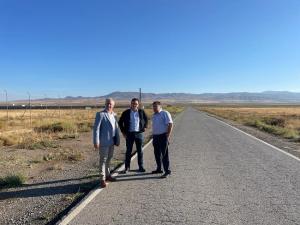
[68,108,300,225]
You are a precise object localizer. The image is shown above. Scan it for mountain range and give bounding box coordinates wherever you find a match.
[102,91,300,103]
[2,91,300,106]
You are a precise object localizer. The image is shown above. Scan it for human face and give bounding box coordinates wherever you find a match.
[131,100,139,111]
[152,103,161,113]
[105,100,115,112]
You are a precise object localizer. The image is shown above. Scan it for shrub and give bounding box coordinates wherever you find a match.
[0,134,18,146]
[43,151,84,162]
[263,117,286,127]
[0,174,26,188]
[77,122,93,132]
[18,138,59,150]
[34,121,77,134]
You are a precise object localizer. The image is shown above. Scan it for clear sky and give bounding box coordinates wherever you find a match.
[0,0,300,99]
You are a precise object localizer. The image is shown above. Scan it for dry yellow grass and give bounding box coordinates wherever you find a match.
[198,105,300,141]
[0,109,98,132]
[0,108,97,147]
[0,105,184,148]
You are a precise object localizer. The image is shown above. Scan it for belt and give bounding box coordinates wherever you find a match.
[153,133,167,137]
[129,131,142,134]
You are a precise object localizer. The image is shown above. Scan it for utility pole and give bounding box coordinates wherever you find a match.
[27,92,32,128]
[139,88,144,109]
[139,88,142,102]
[58,94,61,119]
[44,94,48,118]
[4,90,8,127]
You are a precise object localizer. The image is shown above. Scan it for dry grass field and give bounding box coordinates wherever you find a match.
[198,105,300,142]
[0,108,108,148]
[0,105,184,187]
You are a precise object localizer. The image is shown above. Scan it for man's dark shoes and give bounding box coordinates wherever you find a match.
[121,168,130,174]
[151,169,163,174]
[161,171,171,179]
[138,167,146,172]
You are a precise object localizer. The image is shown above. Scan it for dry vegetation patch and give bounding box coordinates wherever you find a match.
[199,105,300,141]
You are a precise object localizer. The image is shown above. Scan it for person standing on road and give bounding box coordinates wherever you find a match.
[93,98,120,188]
[151,101,173,178]
[118,98,148,173]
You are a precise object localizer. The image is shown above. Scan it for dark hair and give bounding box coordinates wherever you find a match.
[131,98,139,103]
[152,101,161,106]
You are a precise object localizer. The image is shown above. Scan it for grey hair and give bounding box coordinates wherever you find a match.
[105,98,115,105]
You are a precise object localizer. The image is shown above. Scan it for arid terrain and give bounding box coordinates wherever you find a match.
[0,105,184,225]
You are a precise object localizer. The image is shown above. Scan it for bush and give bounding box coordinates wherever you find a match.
[0,139,4,147]
[263,117,286,127]
[0,121,5,129]
[18,138,59,150]
[77,122,93,132]
[0,174,26,188]
[43,151,84,162]
[283,129,299,140]
[0,134,18,146]
[244,119,283,135]
[35,121,77,134]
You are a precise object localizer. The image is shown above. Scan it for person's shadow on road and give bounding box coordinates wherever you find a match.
[116,172,162,182]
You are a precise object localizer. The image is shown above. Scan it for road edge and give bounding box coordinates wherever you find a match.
[202,111,300,162]
[56,109,185,225]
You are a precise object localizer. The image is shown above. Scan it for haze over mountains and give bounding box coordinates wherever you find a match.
[66,91,300,103]
[5,91,300,105]
[102,91,300,103]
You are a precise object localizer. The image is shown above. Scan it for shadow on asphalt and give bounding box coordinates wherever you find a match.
[21,175,99,188]
[116,172,153,177]
[0,180,98,200]
[0,172,162,200]
[115,175,161,182]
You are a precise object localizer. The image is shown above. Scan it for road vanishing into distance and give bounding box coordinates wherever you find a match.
[64,108,300,225]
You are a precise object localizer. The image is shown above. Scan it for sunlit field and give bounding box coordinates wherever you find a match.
[198,105,300,142]
[0,105,184,148]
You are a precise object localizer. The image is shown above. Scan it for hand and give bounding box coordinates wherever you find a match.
[94,144,99,150]
[122,133,127,139]
[166,134,171,142]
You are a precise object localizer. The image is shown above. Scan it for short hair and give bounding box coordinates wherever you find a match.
[152,101,161,106]
[105,98,115,105]
[131,98,139,103]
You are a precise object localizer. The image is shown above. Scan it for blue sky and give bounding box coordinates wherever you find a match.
[0,0,300,99]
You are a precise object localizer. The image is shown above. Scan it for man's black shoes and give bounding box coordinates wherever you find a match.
[138,167,146,172]
[121,168,130,174]
[161,171,171,179]
[151,169,163,174]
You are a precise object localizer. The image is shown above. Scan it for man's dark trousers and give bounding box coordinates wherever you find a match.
[125,132,144,170]
[153,133,170,173]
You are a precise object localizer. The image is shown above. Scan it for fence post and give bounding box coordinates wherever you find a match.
[4,90,8,128]
[27,92,32,128]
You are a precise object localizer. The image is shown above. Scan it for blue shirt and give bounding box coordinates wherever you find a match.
[152,110,173,135]
[129,110,140,132]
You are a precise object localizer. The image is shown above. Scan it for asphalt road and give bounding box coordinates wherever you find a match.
[67,108,300,225]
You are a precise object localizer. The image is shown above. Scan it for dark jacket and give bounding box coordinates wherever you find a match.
[118,109,148,134]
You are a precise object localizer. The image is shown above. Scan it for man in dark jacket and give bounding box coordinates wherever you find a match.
[118,98,148,173]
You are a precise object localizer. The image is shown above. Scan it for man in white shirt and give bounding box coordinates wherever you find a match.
[151,101,173,178]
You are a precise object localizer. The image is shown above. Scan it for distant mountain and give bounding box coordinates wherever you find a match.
[2,91,300,106]
[103,91,300,103]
